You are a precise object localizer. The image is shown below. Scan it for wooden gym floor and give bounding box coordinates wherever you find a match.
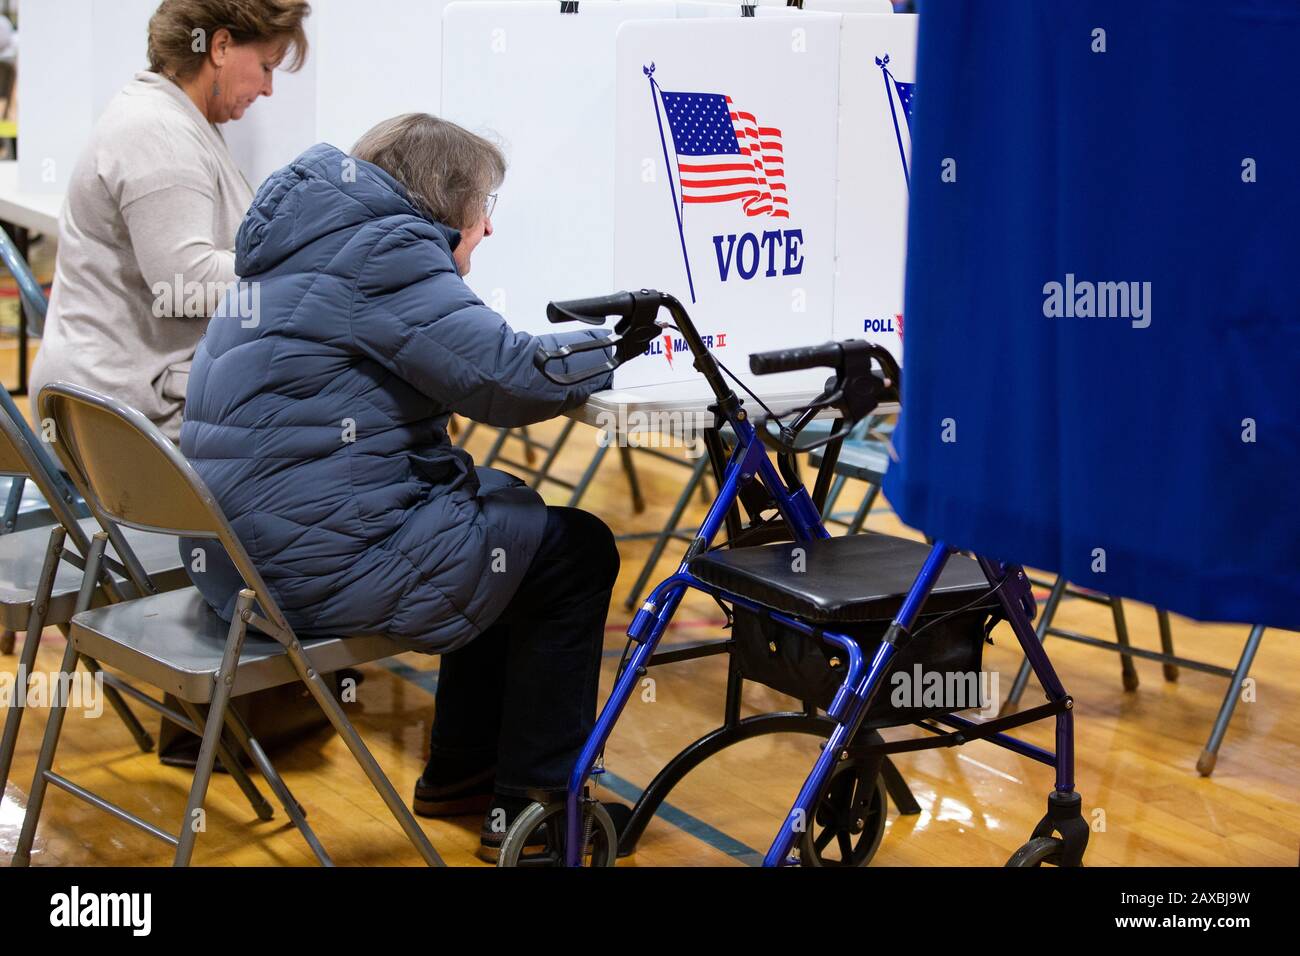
[0,253,1295,866]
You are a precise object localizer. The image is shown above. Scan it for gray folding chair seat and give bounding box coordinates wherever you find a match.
[11,382,443,867]
[69,587,397,703]
[0,517,189,630]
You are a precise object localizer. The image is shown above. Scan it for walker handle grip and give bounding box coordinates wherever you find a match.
[749,342,844,376]
[546,292,638,326]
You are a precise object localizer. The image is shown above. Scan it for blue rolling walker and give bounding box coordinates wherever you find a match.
[502,290,1088,868]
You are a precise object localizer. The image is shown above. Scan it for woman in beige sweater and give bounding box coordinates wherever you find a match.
[31,0,310,440]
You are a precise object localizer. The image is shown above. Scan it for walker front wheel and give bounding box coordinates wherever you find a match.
[1005,836,1065,867]
[799,760,888,867]
[496,799,618,868]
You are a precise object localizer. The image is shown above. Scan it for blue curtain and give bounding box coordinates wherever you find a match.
[883,0,1300,629]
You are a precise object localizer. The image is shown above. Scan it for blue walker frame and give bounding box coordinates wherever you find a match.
[533,290,1085,867]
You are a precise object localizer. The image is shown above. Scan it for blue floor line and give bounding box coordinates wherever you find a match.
[373,655,764,865]
[596,771,764,866]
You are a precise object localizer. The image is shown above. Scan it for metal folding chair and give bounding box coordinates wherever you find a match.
[1002,575,1268,776]
[476,421,649,511]
[805,416,894,535]
[0,224,54,532]
[12,382,442,866]
[0,223,48,396]
[0,386,200,796]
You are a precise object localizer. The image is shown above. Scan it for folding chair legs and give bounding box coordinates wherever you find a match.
[528,419,576,490]
[12,532,109,867]
[617,445,646,514]
[482,427,510,467]
[0,525,65,794]
[623,453,711,610]
[566,442,609,509]
[1197,624,1266,777]
[174,594,253,866]
[1109,597,1139,691]
[846,482,881,535]
[1157,608,1179,681]
[221,706,332,865]
[175,699,274,823]
[11,637,79,865]
[280,620,444,866]
[820,474,848,521]
[73,649,155,754]
[567,439,653,513]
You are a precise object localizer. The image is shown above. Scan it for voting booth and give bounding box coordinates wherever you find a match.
[17,0,158,194]
[225,0,447,188]
[17,0,444,193]
[440,3,916,392]
[440,1,679,337]
[831,12,916,357]
[612,16,842,390]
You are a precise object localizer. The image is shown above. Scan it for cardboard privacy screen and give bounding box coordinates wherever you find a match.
[441,1,679,334]
[612,16,843,391]
[832,13,917,361]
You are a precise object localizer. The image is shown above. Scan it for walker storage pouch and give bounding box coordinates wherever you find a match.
[730,606,995,728]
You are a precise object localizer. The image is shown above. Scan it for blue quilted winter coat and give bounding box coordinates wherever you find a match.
[180,143,613,652]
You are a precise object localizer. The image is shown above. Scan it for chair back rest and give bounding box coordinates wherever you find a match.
[0,383,90,547]
[38,382,291,633]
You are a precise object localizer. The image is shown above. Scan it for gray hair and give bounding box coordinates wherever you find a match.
[352,113,506,231]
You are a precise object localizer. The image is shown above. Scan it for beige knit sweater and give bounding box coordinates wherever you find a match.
[31,71,254,440]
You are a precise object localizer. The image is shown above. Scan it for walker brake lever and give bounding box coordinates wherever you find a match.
[534,290,665,385]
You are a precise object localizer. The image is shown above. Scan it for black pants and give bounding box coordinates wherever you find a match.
[427,506,619,797]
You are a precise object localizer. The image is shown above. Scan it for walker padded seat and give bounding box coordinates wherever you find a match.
[689,533,997,624]
[69,586,402,703]
[0,518,191,630]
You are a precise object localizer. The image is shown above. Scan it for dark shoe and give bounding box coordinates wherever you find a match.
[412,765,496,817]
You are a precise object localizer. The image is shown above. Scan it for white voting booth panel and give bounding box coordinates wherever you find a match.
[440,1,677,334]
[612,16,842,392]
[677,0,890,14]
[17,0,443,195]
[18,0,157,194]
[675,2,803,17]
[831,12,915,361]
[795,0,893,12]
[225,0,445,189]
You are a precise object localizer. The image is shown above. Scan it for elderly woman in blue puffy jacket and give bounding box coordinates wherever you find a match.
[182,114,624,859]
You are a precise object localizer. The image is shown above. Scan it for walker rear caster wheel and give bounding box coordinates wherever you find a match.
[496,799,618,868]
[799,759,887,867]
[1005,836,1066,867]
[0,628,14,655]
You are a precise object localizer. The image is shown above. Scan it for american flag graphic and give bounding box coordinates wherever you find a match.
[659,90,788,219]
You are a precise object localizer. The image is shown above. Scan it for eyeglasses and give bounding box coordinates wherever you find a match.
[484,193,498,220]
